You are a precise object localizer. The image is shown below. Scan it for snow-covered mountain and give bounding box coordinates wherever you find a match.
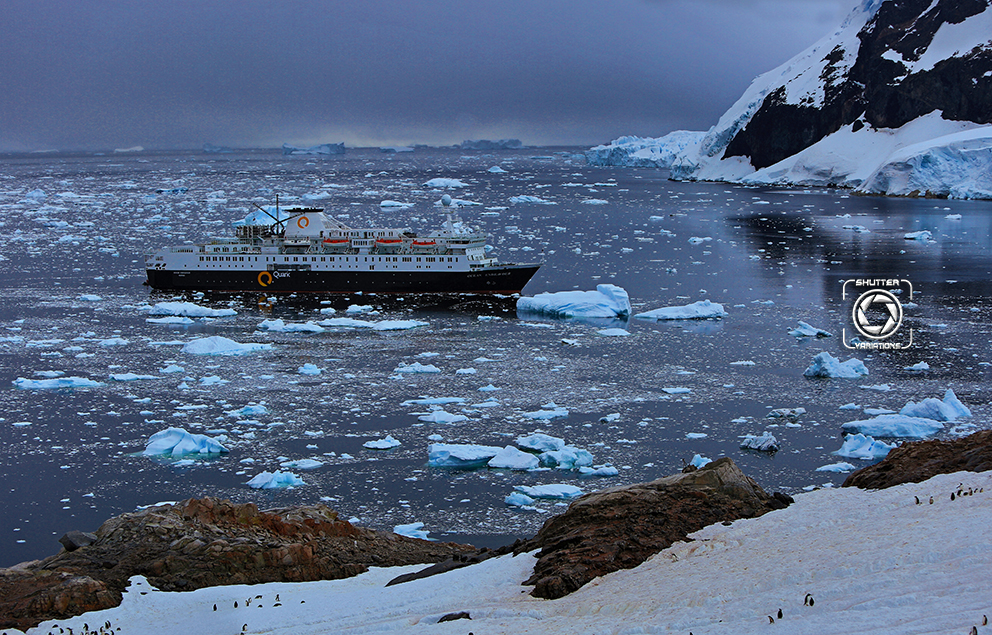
[589,0,992,199]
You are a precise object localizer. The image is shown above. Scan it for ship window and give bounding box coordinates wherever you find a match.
[402,257,411,262]
[199,257,203,262]
[416,258,421,262]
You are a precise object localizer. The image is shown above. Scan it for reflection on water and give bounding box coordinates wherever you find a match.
[0,149,989,564]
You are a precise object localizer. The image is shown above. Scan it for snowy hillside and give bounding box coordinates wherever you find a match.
[590,0,992,199]
[19,470,992,635]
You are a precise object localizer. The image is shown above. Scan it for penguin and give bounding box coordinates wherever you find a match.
[804,593,812,606]
[914,496,920,505]
[235,601,239,608]
[982,614,988,625]
[968,626,977,635]
[929,496,934,504]
[768,615,775,623]
[275,594,280,602]
[213,604,216,611]
[777,608,783,619]
[951,492,956,501]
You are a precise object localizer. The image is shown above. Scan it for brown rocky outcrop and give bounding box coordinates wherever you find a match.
[0,497,473,631]
[843,429,992,490]
[511,458,793,599]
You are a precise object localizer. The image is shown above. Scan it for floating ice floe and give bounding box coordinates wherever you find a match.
[768,407,806,419]
[110,373,158,381]
[143,427,228,457]
[686,432,708,439]
[146,302,237,318]
[393,522,430,540]
[516,432,566,453]
[904,230,933,241]
[182,336,272,356]
[596,328,630,336]
[504,491,536,507]
[402,397,466,406]
[257,319,325,333]
[228,404,268,418]
[427,443,502,468]
[517,284,630,319]
[634,299,727,321]
[488,446,540,470]
[424,178,468,188]
[740,433,780,452]
[903,361,930,372]
[13,376,104,389]
[372,320,429,331]
[147,317,195,325]
[509,194,556,205]
[418,410,468,424]
[78,294,102,302]
[279,458,324,470]
[540,447,594,469]
[840,414,944,438]
[363,435,401,450]
[664,387,692,395]
[393,362,441,374]
[298,363,322,376]
[834,433,897,459]
[689,454,712,468]
[899,388,971,421]
[513,484,583,500]
[688,236,712,244]
[803,352,868,378]
[816,462,858,473]
[380,200,415,209]
[788,321,833,338]
[578,464,619,477]
[522,403,569,420]
[246,470,305,489]
[99,337,129,347]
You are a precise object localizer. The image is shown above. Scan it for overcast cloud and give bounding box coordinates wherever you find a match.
[0,0,853,151]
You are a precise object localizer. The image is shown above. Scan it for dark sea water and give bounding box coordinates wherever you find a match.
[1,147,990,565]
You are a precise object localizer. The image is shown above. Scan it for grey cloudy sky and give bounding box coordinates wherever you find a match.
[0,0,852,152]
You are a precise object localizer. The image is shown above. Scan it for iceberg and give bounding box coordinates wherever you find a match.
[517,284,630,319]
[788,321,832,338]
[578,465,620,477]
[816,462,858,472]
[363,435,401,450]
[516,432,566,453]
[418,410,468,424]
[393,522,430,540]
[147,302,237,318]
[246,470,306,489]
[840,414,944,438]
[539,446,594,469]
[509,195,556,205]
[513,484,583,500]
[143,427,228,457]
[505,491,536,507]
[904,230,933,241]
[634,299,728,321]
[13,376,104,389]
[427,443,502,468]
[488,446,540,470]
[279,459,324,470]
[257,319,324,333]
[147,317,195,325]
[585,132,707,168]
[110,373,158,381]
[393,362,441,374]
[899,389,971,421]
[182,336,272,356]
[833,433,896,459]
[689,454,712,468]
[522,405,569,420]
[298,363,322,376]
[423,178,468,188]
[803,352,868,378]
[740,433,780,452]
[372,320,429,331]
[282,142,345,155]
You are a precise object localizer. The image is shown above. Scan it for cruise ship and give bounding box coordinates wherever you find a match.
[144,202,540,294]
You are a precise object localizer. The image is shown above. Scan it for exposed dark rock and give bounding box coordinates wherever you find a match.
[843,429,992,489]
[0,497,473,631]
[58,530,98,552]
[724,0,992,169]
[512,458,791,599]
[385,550,496,587]
[437,611,472,622]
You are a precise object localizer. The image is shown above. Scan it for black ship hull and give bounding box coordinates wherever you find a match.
[146,263,541,294]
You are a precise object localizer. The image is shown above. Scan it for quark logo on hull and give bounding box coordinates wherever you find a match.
[842,278,914,350]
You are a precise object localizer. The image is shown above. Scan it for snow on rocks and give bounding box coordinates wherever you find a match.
[488,446,540,470]
[181,336,272,356]
[788,321,832,338]
[633,299,727,321]
[142,427,228,457]
[145,302,237,318]
[803,352,868,378]
[833,433,897,459]
[13,376,105,389]
[899,388,971,421]
[513,484,583,500]
[427,443,502,468]
[363,435,401,450]
[245,470,305,489]
[517,284,630,319]
[739,433,780,452]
